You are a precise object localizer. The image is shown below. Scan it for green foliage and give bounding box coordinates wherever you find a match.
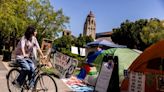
[27,0,69,44]
[140,18,164,46]
[0,0,69,49]
[112,18,164,50]
[75,35,93,47]
[0,0,28,38]
[54,35,72,51]
[53,35,92,64]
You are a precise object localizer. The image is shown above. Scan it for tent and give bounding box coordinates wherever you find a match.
[121,40,164,92]
[94,48,140,84]
[86,39,126,48]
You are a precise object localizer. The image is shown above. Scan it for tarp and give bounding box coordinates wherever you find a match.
[94,48,140,84]
[121,40,164,92]
[86,39,127,48]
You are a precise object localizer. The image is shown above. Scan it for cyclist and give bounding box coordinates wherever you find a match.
[14,25,46,88]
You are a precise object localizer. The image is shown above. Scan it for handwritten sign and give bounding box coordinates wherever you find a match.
[53,51,78,78]
[95,61,114,92]
[128,72,145,92]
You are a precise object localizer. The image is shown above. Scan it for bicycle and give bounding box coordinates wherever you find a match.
[6,59,58,92]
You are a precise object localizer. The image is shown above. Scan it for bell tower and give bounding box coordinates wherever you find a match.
[83,11,96,39]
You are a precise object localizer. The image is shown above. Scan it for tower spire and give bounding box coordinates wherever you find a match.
[83,11,96,39]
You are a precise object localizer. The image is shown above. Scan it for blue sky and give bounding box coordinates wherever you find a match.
[50,0,164,36]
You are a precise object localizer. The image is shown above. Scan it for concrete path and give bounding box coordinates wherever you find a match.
[0,55,8,92]
[0,55,72,92]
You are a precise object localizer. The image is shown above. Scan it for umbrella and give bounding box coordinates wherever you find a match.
[86,39,126,48]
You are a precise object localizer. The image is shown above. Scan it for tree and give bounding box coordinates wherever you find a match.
[54,35,73,51]
[111,18,164,50]
[75,35,93,47]
[0,0,69,50]
[0,0,28,50]
[27,0,69,44]
[140,18,164,46]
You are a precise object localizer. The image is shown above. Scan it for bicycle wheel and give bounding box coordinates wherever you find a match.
[33,73,57,92]
[6,68,23,92]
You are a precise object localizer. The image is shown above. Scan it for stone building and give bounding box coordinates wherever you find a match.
[83,11,96,39]
[63,29,71,36]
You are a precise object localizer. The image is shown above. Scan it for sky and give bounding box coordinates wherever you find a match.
[50,0,164,36]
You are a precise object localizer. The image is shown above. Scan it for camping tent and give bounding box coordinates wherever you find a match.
[94,48,140,84]
[121,40,164,92]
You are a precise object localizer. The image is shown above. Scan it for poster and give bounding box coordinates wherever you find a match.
[95,61,114,92]
[53,51,78,78]
[80,47,86,56]
[128,72,145,92]
[71,46,78,54]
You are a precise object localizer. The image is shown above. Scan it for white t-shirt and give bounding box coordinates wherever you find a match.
[15,36,40,59]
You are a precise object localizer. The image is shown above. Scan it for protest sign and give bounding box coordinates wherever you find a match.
[128,72,145,92]
[53,51,78,78]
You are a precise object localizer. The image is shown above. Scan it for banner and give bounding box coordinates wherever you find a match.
[128,72,145,92]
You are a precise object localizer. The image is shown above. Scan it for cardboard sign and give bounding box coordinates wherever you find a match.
[53,51,78,78]
[95,61,114,92]
[128,72,145,92]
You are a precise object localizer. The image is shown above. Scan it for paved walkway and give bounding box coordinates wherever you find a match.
[0,55,72,92]
[0,55,8,92]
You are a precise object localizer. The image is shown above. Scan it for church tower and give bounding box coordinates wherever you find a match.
[83,11,96,39]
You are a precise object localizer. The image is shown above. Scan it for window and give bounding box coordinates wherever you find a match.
[147,57,164,70]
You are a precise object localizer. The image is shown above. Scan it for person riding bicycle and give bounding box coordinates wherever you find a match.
[15,25,46,88]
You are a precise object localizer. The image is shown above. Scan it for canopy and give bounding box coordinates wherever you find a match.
[86,40,126,48]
